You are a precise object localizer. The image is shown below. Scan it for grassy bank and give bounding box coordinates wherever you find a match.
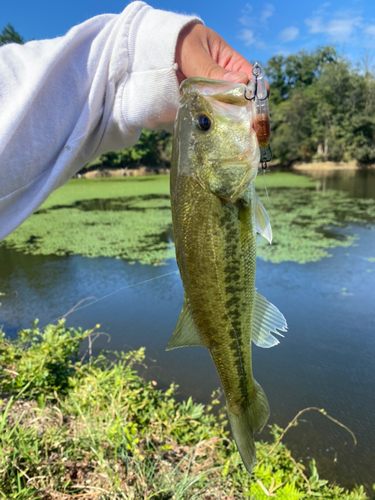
[2,173,375,265]
[0,322,371,499]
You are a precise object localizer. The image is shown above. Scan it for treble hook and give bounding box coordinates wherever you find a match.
[244,82,253,101]
[244,63,268,101]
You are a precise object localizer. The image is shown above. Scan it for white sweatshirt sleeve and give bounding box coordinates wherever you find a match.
[0,1,201,240]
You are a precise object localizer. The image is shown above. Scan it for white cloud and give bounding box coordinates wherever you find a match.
[366,25,375,37]
[327,18,361,42]
[238,2,274,28]
[279,26,299,42]
[305,16,325,34]
[237,2,275,50]
[305,12,362,43]
[239,3,252,27]
[312,3,331,17]
[238,29,256,46]
[260,3,275,23]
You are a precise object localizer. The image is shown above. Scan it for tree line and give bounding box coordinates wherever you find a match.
[2,24,374,167]
[267,47,375,165]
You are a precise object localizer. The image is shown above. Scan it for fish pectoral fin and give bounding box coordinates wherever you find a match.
[255,195,272,244]
[166,299,205,351]
[252,291,287,348]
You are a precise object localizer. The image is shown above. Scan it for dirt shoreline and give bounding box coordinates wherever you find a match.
[291,161,375,170]
[76,161,375,178]
[77,166,170,178]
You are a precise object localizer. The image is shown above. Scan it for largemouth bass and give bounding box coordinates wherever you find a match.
[168,78,287,473]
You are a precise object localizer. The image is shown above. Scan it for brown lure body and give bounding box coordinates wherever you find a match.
[254,115,270,148]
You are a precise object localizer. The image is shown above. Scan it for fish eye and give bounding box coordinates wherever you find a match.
[196,114,211,131]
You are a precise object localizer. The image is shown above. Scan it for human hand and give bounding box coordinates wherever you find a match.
[175,23,256,86]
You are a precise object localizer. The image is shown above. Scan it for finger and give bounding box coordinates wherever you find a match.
[208,33,270,93]
[206,64,249,84]
[184,45,250,83]
[206,31,253,80]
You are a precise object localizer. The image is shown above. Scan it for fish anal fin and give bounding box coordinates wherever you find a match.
[166,299,204,351]
[252,291,287,348]
[255,195,272,244]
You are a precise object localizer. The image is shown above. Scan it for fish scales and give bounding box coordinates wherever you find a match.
[174,175,256,408]
[168,77,287,474]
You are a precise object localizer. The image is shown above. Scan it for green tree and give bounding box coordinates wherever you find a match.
[120,128,172,166]
[84,129,173,171]
[0,23,25,46]
[267,47,375,164]
[267,47,337,105]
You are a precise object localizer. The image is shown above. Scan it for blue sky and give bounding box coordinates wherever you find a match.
[2,0,375,66]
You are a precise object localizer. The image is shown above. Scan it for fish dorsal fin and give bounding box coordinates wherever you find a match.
[255,195,272,244]
[166,298,205,351]
[252,291,287,348]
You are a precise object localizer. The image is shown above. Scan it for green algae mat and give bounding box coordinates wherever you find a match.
[2,173,375,265]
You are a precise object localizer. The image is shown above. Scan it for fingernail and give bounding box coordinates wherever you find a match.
[223,71,248,83]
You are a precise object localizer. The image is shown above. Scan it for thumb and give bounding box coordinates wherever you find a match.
[222,71,250,84]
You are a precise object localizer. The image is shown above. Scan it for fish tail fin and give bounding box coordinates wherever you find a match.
[227,380,270,474]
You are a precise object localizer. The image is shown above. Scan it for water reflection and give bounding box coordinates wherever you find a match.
[294,167,375,199]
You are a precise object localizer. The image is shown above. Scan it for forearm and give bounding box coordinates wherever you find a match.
[0,1,201,240]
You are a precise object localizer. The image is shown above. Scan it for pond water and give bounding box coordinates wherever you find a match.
[0,168,374,492]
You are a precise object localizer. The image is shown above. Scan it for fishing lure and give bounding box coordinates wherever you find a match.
[245,62,272,171]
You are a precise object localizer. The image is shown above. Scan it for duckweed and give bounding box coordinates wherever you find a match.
[2,173,375,265]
